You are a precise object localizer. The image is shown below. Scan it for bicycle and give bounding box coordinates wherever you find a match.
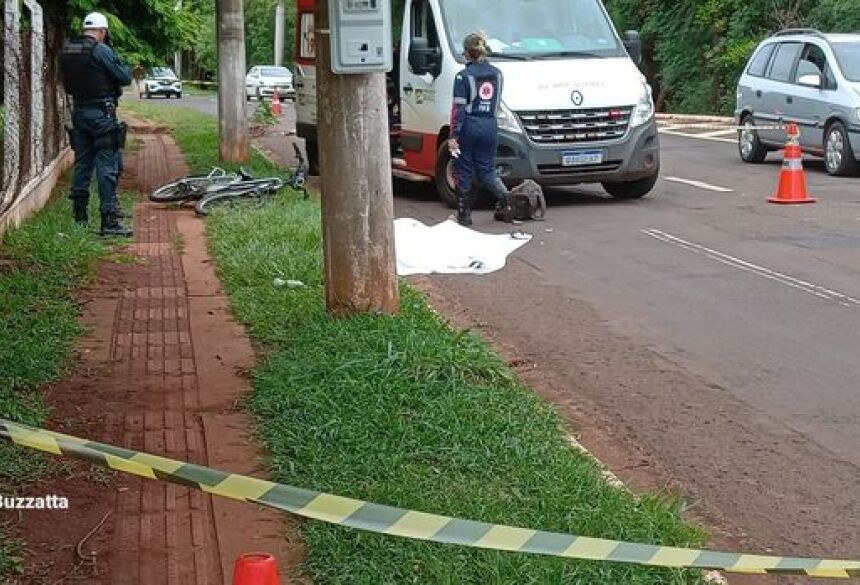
[149,143,309,216]
[194,144,310,216]
[149,167,240,203]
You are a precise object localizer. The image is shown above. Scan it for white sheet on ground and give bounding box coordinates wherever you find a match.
[395,218,532,276]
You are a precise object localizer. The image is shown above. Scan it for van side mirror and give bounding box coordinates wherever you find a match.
[623,30,642,65]
[408,38,441,77]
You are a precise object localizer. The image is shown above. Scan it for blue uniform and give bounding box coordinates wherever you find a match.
[62,36,131,219]
[450,61,508,203]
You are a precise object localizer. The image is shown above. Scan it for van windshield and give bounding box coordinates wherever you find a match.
[440,0,624,60]
[831,42,860,82]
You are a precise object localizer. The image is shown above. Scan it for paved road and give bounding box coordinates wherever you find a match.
[395,131,860,566]
[133,90,297,129]
[141,94,860,566]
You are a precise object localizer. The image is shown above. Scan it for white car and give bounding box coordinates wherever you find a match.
[245,66,295,101]
[140,67,182,99]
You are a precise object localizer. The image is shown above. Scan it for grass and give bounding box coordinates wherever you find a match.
[125,102,707,584]
[0,178,119,576]
[181,84,218,97]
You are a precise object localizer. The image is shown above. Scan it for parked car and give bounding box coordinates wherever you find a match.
[736,29,860,176]
[245,66,295,101]
[140,67,182,99]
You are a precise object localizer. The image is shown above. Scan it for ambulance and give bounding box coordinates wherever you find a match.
[294,0,659,206]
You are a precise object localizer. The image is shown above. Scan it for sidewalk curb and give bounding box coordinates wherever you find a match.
[656,113,735,125]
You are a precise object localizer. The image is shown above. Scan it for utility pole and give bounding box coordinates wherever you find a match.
[174,0,182,78]
[315,0,399,316]
[216,0,249,162]
[274,0,285,67]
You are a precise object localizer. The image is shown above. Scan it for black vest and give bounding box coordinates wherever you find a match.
[60,36,116,101]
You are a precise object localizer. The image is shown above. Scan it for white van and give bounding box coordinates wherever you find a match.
[294,0,659,205]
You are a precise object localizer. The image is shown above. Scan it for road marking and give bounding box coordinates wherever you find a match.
[700,129,737,138]
[664,177,734,193]
[659,128,737,144]
[642,228,860,307]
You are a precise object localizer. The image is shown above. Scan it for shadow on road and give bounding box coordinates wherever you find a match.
[392,179,641,211]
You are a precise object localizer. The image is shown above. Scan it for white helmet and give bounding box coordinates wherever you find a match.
[83,12,109,30]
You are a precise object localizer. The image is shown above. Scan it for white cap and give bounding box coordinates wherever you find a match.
[83,12,109,30]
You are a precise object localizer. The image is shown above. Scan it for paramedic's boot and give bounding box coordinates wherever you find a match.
[99,213,133,238]
[493,195,513,223]
[490,178,513,223]
[456,190,472,226]
[72,199,89,226]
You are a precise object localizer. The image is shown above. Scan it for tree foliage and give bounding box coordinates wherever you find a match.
[184,0,298,80]
[607,0,860,113]
[60,0,297,79]
[62,0,200,66]
[58,0,860,112]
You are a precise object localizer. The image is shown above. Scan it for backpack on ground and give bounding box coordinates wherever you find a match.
[509,180,546,221]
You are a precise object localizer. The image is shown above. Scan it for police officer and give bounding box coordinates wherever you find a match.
[448,32,511,226]
[60,12,133,237]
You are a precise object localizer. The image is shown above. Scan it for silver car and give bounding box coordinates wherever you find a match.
[245,66,295,101]
[735,29,860,176]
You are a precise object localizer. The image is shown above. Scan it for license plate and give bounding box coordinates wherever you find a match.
[562,150,603,166]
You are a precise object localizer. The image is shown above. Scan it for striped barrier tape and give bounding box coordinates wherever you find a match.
[658,123,786,131]
[2,417,859,579]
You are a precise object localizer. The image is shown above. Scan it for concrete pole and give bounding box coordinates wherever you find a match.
[315,0,399,316]
[216,0,249,162]
[174,0,182,78]
[274,0,286,67]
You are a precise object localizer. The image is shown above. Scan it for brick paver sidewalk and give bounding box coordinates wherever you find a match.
[17,117,298,584]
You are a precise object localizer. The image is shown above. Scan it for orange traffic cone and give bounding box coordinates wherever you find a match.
[232,553,281,585]
[271,89,282,116]
[768,122,816,204]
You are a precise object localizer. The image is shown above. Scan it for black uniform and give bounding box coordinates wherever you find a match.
[60,34,132,234]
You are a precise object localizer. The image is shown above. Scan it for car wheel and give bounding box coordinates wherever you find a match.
[177,93,182,99]
[433,143,492,209]
[434,143,458,208]
[738,115,768,163]
[602,168,659,199]
[824,122,859,177]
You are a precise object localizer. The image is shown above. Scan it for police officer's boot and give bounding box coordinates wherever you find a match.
[72,199,89,226]
[455,189,472,227]
[100,213,133,238]
[113,197,130,219]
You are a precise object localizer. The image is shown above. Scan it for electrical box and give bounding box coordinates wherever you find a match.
[329,0,393,74]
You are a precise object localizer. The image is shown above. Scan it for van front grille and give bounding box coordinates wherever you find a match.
[516,107,632,144]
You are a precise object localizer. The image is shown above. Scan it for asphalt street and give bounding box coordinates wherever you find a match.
[140,94,860,568]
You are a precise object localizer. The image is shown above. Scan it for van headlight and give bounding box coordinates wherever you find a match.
[497,102,523,134]
[630,83,655,128]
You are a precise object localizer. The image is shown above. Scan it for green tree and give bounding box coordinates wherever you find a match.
[244,0,296,68]
[64,0,200,66]
[607,0,860,114]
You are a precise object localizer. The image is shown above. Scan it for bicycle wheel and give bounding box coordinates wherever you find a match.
[150,181,200,203]
[195,189,262,216]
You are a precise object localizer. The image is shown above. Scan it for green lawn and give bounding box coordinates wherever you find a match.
[123,101,706,584]
[0,181,116,576]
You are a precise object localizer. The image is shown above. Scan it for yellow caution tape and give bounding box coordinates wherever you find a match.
[1,418,857,579]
